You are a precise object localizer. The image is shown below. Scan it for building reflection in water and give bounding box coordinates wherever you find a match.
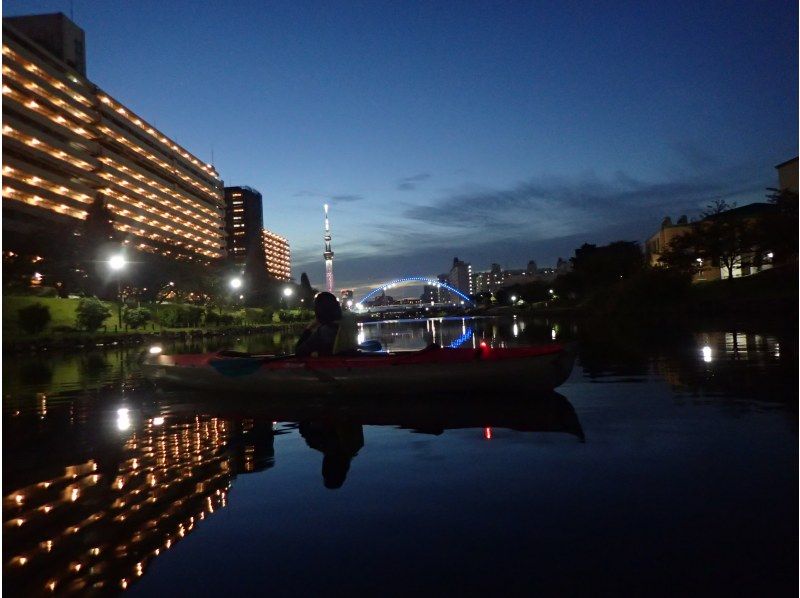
[2,411,277,595]
[3,389,582,594]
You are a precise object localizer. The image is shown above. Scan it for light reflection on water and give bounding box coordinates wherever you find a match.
[2,316,796,596]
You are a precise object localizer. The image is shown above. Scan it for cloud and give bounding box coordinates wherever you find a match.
[292,190,364,202]
[330,194,364,202]
[397,172,431,191]
[294,161,771,289]
[403,170,763,237]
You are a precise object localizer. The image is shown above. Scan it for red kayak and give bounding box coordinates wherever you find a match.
[142,343,576,397]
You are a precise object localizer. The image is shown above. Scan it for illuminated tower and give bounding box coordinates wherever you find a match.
[323,203,334,293]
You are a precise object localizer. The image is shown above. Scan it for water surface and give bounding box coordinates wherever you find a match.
[3,317,796,596]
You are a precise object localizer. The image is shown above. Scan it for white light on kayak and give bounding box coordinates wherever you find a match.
[701,346,712,363]
[152,417,165,426]
[148,346,163,355]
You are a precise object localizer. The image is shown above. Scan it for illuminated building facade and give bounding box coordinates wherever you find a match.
[224,186,263,265]
[2,14,226,261]
[448,257,473,295]
[262,228,291,281]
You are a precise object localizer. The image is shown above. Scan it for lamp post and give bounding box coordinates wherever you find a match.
[229,277,243,310]
[108,254,126,329]
[283,286,293,308]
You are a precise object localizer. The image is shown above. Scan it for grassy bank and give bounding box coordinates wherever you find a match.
[2,295,312,351]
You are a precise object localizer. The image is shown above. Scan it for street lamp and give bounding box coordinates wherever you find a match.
[109,254,126,272]
[283,286,293,308]
[229,277,242,290]
[108,254,126,329]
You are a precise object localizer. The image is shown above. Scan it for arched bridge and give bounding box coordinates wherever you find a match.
[355,276,474,309]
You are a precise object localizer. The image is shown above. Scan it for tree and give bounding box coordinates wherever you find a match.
[18,303,51,334]
[299,272,317,304]
[702,199,736,218]
[658,232,704,277]
[695,208,759,280]
[123,306,151,329]
[568,241,644,291]
[761,187,799,263]
[75,297,112,332]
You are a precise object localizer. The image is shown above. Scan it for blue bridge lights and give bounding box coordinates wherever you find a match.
[355,276,475,309]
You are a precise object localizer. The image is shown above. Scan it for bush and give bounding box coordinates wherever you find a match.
[75,297,111,332]
[123,306,151,329]
[158,304,203,328]
[18,303,51,334]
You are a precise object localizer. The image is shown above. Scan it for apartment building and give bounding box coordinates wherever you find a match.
[2,14,226,261]
[262,228,291,281]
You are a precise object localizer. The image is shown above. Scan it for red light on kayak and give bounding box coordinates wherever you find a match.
[484,427,492,440]
[480,341,488,348]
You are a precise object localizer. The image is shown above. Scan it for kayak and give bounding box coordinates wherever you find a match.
[142,343,576,396]
[153,391,585,441]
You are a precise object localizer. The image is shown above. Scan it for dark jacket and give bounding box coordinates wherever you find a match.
[294,322,340,357]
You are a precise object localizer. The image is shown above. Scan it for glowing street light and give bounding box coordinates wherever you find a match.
[109,254,126,271]
[282,287,293,297]
[229,277,242,290]
[510,295,517,303]
[108,255,127,328]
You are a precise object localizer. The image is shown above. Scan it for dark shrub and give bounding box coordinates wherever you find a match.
[158,305,204,328]
[18,303,51,334]
[204,310,221,326]
[123,307,151,329]
[75,297,112,332]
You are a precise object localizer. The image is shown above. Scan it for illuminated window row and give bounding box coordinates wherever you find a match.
[2,45,93,108]
[103,190,223,251]
[2,125,95,171]
[98,156,221,222]
[97,123,220,205]
[2,85,94,141]
[98,168,222,239]
[3,186,88,219]
[112,218,221,258]
[98,94,218,179]
[2,166,93,204]
[2,64,94,124]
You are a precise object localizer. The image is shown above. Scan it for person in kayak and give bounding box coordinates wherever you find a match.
[295,292,357,356]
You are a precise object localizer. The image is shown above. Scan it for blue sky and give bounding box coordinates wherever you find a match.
[5,0,797,294]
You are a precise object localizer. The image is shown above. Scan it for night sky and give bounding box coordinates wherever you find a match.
[4,0,797,293]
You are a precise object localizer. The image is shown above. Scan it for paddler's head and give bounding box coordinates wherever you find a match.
[314,292,342,324]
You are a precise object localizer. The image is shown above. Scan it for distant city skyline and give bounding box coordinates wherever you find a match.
[5,0,796,291]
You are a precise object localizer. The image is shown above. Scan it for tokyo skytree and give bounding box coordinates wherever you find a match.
[323,203,334,293]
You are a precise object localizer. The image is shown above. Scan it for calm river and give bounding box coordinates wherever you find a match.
[3,316,797,596]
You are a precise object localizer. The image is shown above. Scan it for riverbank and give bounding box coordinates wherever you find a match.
[488,265,798,320]
[2,322,312,354]
[2,295,313,353]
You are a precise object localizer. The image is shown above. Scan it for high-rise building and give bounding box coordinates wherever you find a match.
[262,228,291,281]
[224,186,263,264]
[449,257,473,295]
[2,14,226,261]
